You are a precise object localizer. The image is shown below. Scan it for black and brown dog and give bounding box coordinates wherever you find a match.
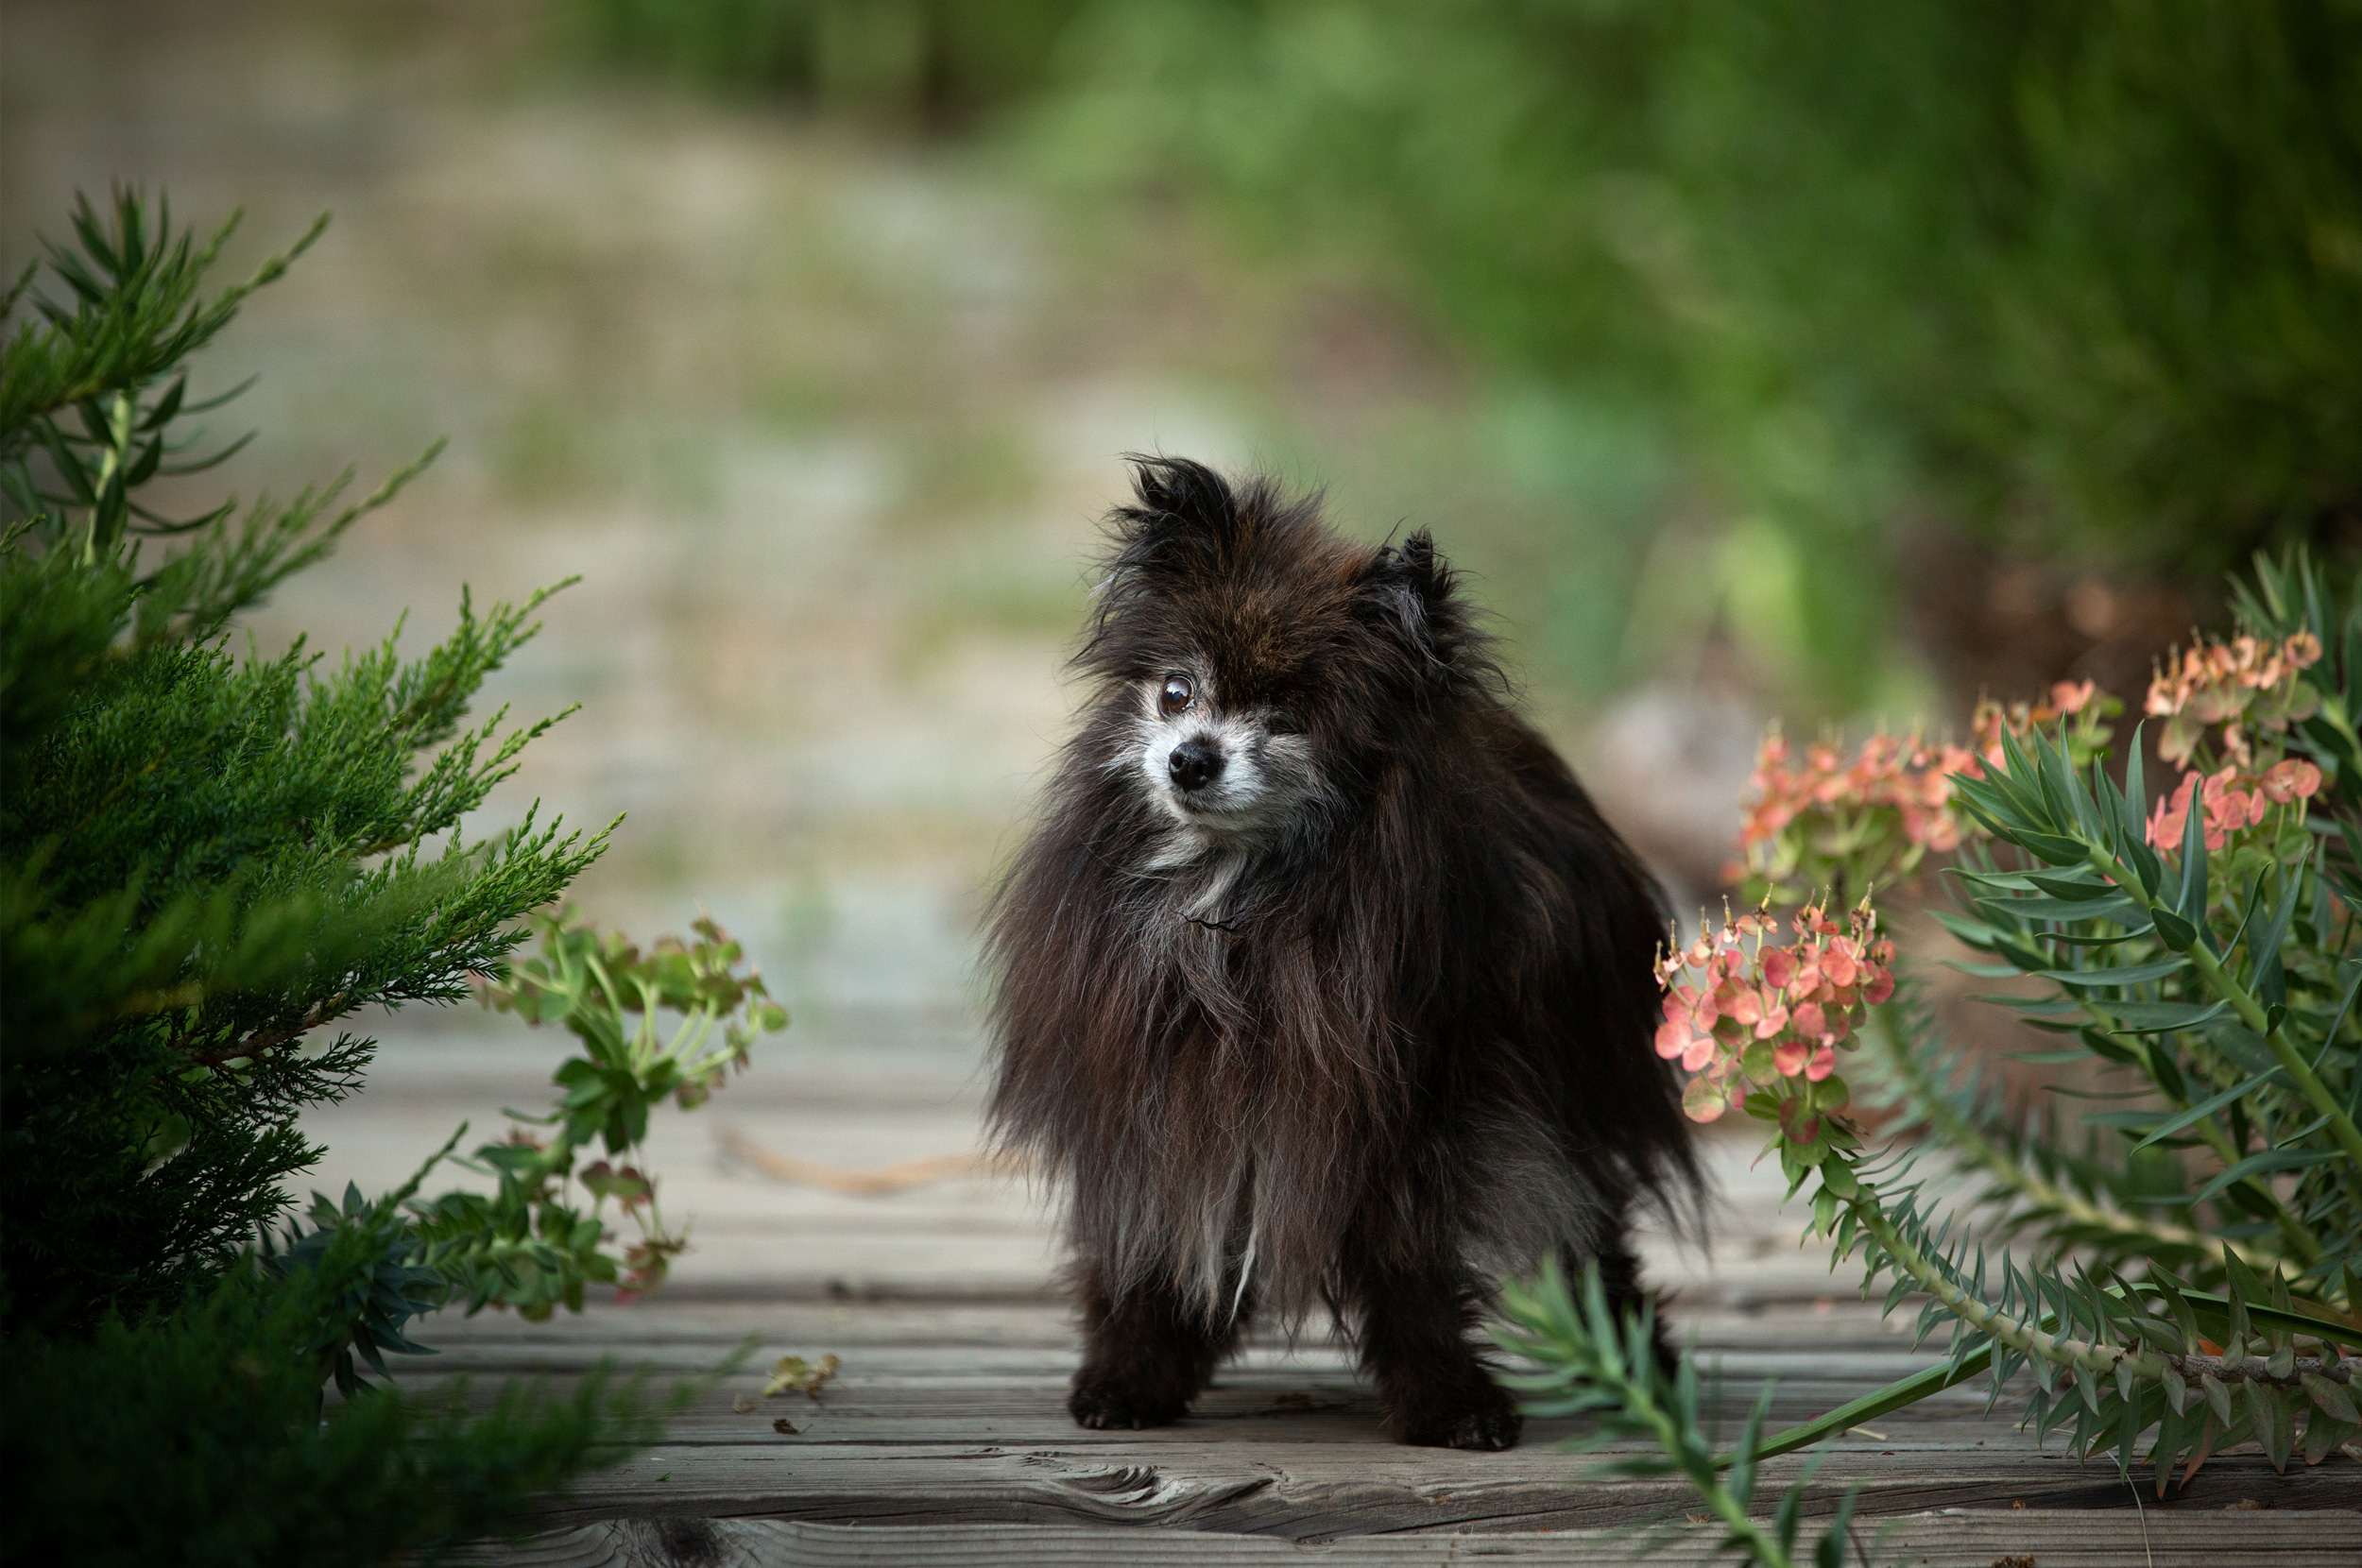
[985,457,1699,1449]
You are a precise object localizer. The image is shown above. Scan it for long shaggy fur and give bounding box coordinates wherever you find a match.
[985,457,1701,1449]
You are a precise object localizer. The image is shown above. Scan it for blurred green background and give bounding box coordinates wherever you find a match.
[6,0,2357,1040]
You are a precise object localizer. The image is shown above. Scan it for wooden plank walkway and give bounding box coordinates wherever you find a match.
[309,1036,2362,1565]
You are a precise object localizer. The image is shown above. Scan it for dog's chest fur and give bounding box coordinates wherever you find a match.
[1041,837,1591,1327]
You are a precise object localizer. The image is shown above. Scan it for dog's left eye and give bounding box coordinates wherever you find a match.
[1158,673,1193,717]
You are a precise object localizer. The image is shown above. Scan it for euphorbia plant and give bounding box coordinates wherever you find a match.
[1652,898,1894,1136]
[1728,683,2120,908]
[1502,552,2362,1556]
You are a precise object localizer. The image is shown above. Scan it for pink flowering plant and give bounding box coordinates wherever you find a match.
[1730,731,1974,906]
[1731,684,2120,909]
[1503,553,2362,1530]
[1652,900,1894,1153]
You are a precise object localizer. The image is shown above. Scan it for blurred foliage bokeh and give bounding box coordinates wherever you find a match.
[566,0,2362,717]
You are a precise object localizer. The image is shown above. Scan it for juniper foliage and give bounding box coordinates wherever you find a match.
[0,190,603,1332]
[0,1167,675,1568]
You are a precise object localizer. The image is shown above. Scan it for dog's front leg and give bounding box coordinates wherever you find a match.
[1339,1248,1523,1451]
[1067,1261,1237,1431]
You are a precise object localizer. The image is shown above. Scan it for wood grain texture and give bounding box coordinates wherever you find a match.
[330,1057,2362,1559]
[392,1296,2362,1542]
[470,1512,2362,1567]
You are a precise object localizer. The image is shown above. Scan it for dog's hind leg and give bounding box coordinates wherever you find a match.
[1578,1220,1679,1382]
[1066,1259,1243,1431]
[1338,1245,1523,1451]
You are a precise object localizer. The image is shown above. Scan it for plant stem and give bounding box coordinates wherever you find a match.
[1620,1377,1796,1568]
[1850,1194,2165,1385]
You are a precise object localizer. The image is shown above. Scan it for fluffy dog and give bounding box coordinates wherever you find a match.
[985,458,1699,1450]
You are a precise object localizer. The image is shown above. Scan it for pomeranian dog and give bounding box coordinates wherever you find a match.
[985,458,1700,1450]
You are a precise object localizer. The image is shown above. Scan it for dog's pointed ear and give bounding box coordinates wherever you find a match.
[1117,455,1241,554]
[1361,529,1458,661]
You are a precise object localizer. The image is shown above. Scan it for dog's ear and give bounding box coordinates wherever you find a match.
[1108,454,1243,567]
[1361,529,1458,664]
[1130,456,1238,533]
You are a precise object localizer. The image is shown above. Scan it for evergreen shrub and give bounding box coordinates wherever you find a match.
[0,191,783,1563]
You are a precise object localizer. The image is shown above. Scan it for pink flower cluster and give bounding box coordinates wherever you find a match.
[2147,758,2324,851]
[1654,901,1896,1123]
[1737,731,1977,861]
[1970,679,2105,770]
[2146,631,2321,767]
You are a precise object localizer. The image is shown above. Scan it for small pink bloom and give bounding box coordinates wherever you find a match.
[1754,1001,1789,1039]
[1760,948,1796,992]
[2262,758,2323,803]
[1823,941,1859,989]
[2147,772,2199,849]
[1789,1002,1826,1042]
[1681,1035,1718,1072]
[1862,967,1895,1006]
[1654,1019,1692,1059]
[1773,1038,1810,1077]
[2049,679,2097,715]
[1804,1046,1838,1082]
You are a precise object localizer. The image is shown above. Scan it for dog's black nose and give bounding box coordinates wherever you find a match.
[1169,738,1224,793]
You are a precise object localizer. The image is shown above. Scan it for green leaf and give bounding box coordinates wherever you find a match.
[1974,893,2144,924]
[1729,1345,1996,1466]
[2303,1374,2360,1425]
[2011,828,2099,868]
[1926,909,2004,950]
[2248,866,2305,1010]
[2030,956,2191,988]
[1973,992,2086,1016]
[2150,906,2199,951]
[2205,1023,2282,1076]
[2024,870,2119,900]
[2131,1071,2290,1151]
[1725,1382,1775,1509]
[2102,998,2230,1033]
[2079,1026,2143,1065]
[2177,789,2210,922]
[2196,1148,2345,1202]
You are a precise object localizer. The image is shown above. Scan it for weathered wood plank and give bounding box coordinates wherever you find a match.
[470,1512,2362,1567]
[532,1443,2360,1533]
[330,1060,2362,1554]
[394,1294,2362,1541]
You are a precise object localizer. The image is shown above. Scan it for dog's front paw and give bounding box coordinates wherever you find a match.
[1069,1376,1189,1431]
[1395,1384,1524,1451]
